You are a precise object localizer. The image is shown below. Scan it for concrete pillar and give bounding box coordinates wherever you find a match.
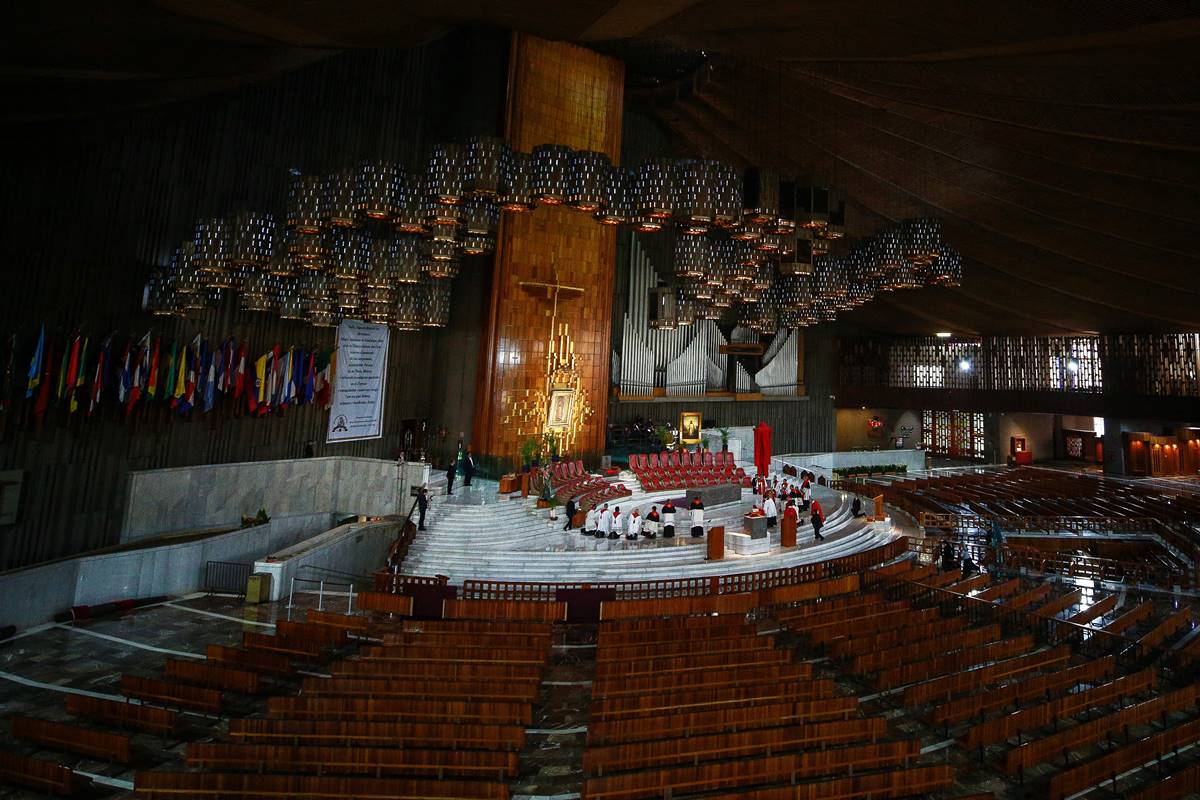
[1102,418,1125,475]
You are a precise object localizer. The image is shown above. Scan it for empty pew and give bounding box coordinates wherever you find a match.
[298,676,539,702]
[356,591,414,615]
[591,680,837,721]
[776,597,904,629]
[133,772,508,799]
[381,631,551,650]
[1048,716,1200,799]
[1102,601,1156,635]
[276,619,350,647]
[587,698,860,745]
[599,615,749,632]
[673,764,954,800]
[227,719,524,750]
[600,593,758,620]
[1138,608,1193,650]
[1007,584,1052,611]
[185,742,518,779]
[759,574,861,605]
[1033,589,1084,620]
[331,660,542,681]
[357,644,547,664]
[593,663,813,698]
[597,634,775,662]
[165,659,260,693]
[977,577,1022,602]
[120,675,222,715]
[66,695,177,736]
[391,620,553,635]
[830,617,969,660]
[852,624,1000,674]
[875,635,1035,690]
[582,740,921,800]
[1060,594,1119,631]
[1127,759,1200,800]
[583,718,889,775]
[305,610,370,635]
[947,573,991,594]
[0,751,75,796]
[594,649,790,679]
[206,644,293,675]
[11,716,132,763]
[267,697,532,725]
[443,599,566,622]
[242,630,323,659]
[928,656,1116,726]
[904,645,1071,707]
[1003,683,1200,773]
[962,668,1158,748]
[807,607,939,646]
[596,622,755,646]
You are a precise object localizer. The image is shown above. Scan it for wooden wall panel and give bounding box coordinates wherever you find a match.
[474,34,624,464]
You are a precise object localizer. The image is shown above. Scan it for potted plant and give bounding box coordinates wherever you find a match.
[717,427,731,451]
[654,423,674,451]
[520,437,540,473]
[544,432,561,463]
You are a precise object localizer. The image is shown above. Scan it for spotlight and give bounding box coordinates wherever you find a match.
[958,358,972,372]
[935,331,952,338]
[1067,358,1080,373]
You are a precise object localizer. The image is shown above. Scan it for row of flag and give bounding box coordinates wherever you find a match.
[0,326,337,425]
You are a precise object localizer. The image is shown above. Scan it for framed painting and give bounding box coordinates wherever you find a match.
[679,411,702,444]
[547,388,575,430]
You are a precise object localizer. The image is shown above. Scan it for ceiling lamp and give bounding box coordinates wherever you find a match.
[192,217,228,272]
[817,191,846,239]
[329,229,368,281]
[333,275,361,311]
[731,220,763,242]
[286,174,324,234]
[355,161,400,220]
[424,248,460,279]
[424,279,451,327]
[365,236,393,289]
[392,283,426,330]
[754,232,783,254]
[323,169,358,228]
[422,193,461,227]
[463,136,508,198]
[928,244,962,286]
[797,186,830,230]
[227,211,275,269]
[752,263,774,291]
[239,271,280,313]
[648,285,678,330]
[265,238,294,277]
[779,231,814,276]
[390,235,423,284]
[426,142,466,206]
[770,178,797,236]
[497,150,536,212]
[301,273,337,327]
[460,197,498,255]
[713,163,743,229]
[903,217,941,265]
[634,158,676,221]
[596,166,632,225]
[698,303,722,320]
[676,159,718,234]
[673,237,709,279]
[711,290,733,308]
[364,283,395,324]
[393,171,428,234]
[278,278,306,320]
[531,144,573,205]
[287,230,328,272]
[567,150,610,212]
[742,167,779,225]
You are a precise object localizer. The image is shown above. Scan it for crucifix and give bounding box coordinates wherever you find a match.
[518,260,585,390]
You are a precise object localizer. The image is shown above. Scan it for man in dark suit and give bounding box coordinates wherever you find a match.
[563,496,577,531]
[462,447,476,487]
[417,487,429,531]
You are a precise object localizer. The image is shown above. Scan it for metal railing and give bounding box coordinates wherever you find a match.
[285,576,358,618]
[203,561,253,595]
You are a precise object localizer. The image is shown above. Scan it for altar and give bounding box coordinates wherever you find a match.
[686,483,741,507]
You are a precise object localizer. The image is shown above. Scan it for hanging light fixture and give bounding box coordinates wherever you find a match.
[426,142,466,206]
[287,230,329,272]
[391,235,423,284]
[817,190,846,239]
[902,217,941,265]
[673,237,709,279]
[394,171,428,234]
[278,277,306,320]
[463,136,508,198]
[797,186,830,230]
[676,159,718,234]
[227,211,275,269]
[460,197,498,255]
[742,167,779,225]
[192,217,229,273]
[648,285,678,330]
[497,150,536,212]
[770,178,797,236]
[323,169,358,228]
[596,166,632,226]
[928,244,963,286]
[675,288,697,327]
[567,150,610,212]
[287,174,324,234]
[424,279,451,327]
[392,282,426,330]
[265,234,294,277]
[531,143,573,205]
[713,163,743,229]
[634,158,676,221]
[329,229,368,281]
[778,231,814,276]
[355,160,400,220]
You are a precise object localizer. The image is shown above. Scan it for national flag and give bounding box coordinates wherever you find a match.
[162,340,177,405]
[279,347,294,409]
[195,338,210,410]
[55,334,75,403]
[291,348,303,404]
[33,337,57,422]
[146,337,161,399]
[63,334,82,402]
[314,348,335,409]
[178,334,200,414]
[203,344,217,412]
[89,336,112,416]
[233,343,247,399]
[0,333,16,415]
[117,339,132,405]
[126,331,151,415]
[216,338,233,394]
[301,349,316,405]
[68,337,88,414]
[251,350,270,415]
[26,325,44,398]
[171,339,188,409]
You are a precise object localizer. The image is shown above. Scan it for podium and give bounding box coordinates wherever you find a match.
[781,515,797,548]
[706,525,725,561]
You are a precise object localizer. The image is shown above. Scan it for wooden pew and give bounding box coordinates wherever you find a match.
[773,592,891,620]
[391,620,553,635]
[807,607,939,646]
[591,680,837,721]
[597,635,774,662]
[1004,683,1200,773]
[357,644,547,664]
[381,631,551,650]
[698,764,955,800]
[903,645,1070,707]
[66,695,177,736]
[331,660,542,681]
[946,573,991,594]
[185,742,518,779]
[227,719,524,750]
[133,772,509,799]
[587,698,860,745]
[1007,583,1052,611]
[266,697,532,725]
[276,619,349,646]
[599,615,748,632]
[583,718,889,775]
[594,649,790,680]
[582,740,921,800]
[0,751,75,796]
[242,630,323,659]
[1138,608,1193,650]
[120,675,222,715]
[1033,589,1084,619]
[443,599,566,622]
[1102,601,1155,635]
[1060,594,1119,631]
[305,610,370,635]
[356,591,414,615]
[757,575,861,606]
[1048,716,1200,799]
[928,656,1115,726]
[962,668,1158,748]
[976,577,1021,602]
[11,716,131,763]
[298,676,539,702]
[596,622,755,646]
[164,659,260,693]
[592,664,812,698]
[206,644,294,675]
[600,593,758,620]
[852,624,1000,674]
[1127,759,1200,800]
[918,569,963,589]
[829,617,969,660]
[776,597,904,628]
[874,636,1035,690]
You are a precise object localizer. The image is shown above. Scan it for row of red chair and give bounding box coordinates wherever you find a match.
[542,459,631,511]
[629,452,750,492]
[631,451,736,470]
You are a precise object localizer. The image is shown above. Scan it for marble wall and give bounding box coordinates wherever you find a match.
[774,449,928,479]
[254,520,401,602]
[121,457,401,542]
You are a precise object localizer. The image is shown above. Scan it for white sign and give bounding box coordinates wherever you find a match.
[326,320,389,443]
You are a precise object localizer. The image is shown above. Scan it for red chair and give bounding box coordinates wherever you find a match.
[702,451,714,466]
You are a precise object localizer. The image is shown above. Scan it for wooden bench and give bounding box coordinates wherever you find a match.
[66,695,177,736]
[1048,716,1200,799]
[852,624,1001,674]
[304,610,370,634]
[1004,683,1200,773]
[276,619,350,646]
[1139,608,1193,650]
[357,591,415,615]
[242,630,324,659]
[598,615,749,632]
[773,592,891,618]
[11,716,131,763]
[227,719,524,750]
[592,664,812,698]
[928,656,1115,726]
[829,617,969,660]
[597,635,773,662]
[206,644,293,675]
[331,660,542,681]
[806,607,939,646]
[594,649,790,679]
[185,742,518,779]
[904,645,1071,707]
[875,635,1035,690]
[582,740,921,800]
[1007,583,1052,610]
[381,631,552,649]
[390,620,553,635]
[1060,594,1119,632]
[133,772,508,799]
[357,645,547,664]
[917,568,963,589]
[591,680,837,721]
[583,718,889,775]
[976,577,1022,602]
[962,668,1158,748]
[697,764,955,800]
[946,573,991,594]
[758,574,861,605]
[164,658,260,693]
[1033,589,1084,620]
[443,599,566,622]
[120,675,222,715]
[299,676,539,702]
[267,697,532,725]
[1102,601,1155,634]
[1127,759,1200,800]
[600,593,758,620]
[776,596,900,627]
[587,698,860,745]
[596,622,755,646]
[0,751,75,796]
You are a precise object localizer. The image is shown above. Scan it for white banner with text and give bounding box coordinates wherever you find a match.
[326,320,389,443]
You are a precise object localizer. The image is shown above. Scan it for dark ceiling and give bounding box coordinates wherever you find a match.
[6,1,1199,336]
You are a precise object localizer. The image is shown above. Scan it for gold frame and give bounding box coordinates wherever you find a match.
[547,388,576,430]
[680,411,702,444]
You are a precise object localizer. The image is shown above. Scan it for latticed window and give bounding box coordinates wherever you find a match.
[922,409,987,460]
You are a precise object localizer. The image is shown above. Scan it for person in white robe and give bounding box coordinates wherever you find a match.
[627,509,642,541]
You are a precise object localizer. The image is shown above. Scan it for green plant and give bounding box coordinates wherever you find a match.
[520,437,540,465]
[542,432,560,458]
[717,426,731,447]
[654,423,674,449]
